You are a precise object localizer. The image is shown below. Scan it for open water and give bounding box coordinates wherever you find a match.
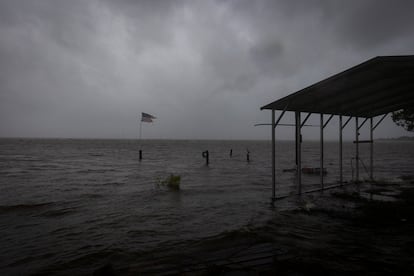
[0,138,413,274]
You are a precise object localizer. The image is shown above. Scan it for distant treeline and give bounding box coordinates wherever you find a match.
[378,136,414,141]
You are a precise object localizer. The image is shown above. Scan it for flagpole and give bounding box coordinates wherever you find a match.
[139,120,142,143]
[139,118,143,160]
[139,113,155,161]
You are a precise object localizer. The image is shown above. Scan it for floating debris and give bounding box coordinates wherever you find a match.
[156,174,181,190]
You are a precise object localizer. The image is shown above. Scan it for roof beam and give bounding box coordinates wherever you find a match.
[362,99,414,118]
[261,56,414,119]
[350,92,414,117]
[316,79,414,114]
[305,74,411,111]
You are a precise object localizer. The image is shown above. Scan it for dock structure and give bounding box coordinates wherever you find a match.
[261,55,414,201]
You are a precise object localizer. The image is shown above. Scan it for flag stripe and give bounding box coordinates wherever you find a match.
[141,112,156,122]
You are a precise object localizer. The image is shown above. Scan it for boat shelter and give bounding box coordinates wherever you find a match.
[260,55,414,200]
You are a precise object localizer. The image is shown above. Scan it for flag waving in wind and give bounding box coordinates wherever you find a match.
[141,112,156,123]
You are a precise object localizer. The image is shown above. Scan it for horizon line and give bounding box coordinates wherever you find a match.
[0,136,412,142]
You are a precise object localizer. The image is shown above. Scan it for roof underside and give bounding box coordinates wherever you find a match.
[261,56,414,118]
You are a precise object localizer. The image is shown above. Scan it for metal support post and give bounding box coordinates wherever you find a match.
[270,106,288,201]
[272,110,276,200]
[301,113,312,128]
[355,117,359,182]
[358,118,369,130]
[295,112,302,194]
[343,116,353,129]
[370,117,374,181]
[373,113,388,130]
[339,115,343,185]
[320,114,324,189]
[324,114,334,128]
[275,105,288,127]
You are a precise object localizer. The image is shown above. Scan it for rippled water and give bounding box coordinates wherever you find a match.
[0,138,413,274]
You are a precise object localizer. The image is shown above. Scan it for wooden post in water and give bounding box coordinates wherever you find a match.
[202,150,209,165]
[139,150,142,161]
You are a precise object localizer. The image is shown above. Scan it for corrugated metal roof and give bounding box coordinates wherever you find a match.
[261,56,414,117]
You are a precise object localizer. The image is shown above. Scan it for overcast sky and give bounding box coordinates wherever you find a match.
[1,0,413,140]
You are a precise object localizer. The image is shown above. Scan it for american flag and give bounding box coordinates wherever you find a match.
[141,112,156,123]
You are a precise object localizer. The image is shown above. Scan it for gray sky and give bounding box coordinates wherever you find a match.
[1,0,413,140]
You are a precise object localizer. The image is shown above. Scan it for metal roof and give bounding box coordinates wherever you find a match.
[261,55,414,118]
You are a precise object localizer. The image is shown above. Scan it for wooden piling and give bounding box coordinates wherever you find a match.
[202,150,209,165]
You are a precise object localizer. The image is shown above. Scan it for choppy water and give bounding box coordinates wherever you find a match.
[0,138,413,274]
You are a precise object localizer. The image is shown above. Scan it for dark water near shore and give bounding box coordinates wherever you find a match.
[0,138,413,275]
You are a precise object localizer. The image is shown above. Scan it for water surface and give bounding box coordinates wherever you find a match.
[0,138,413,274]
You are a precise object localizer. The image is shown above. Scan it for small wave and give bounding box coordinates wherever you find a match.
[50,226,71,234]
[102,182,124,186]
[192,228,258,249]
[77,169,118,174]
[15,223,41,229]
[87,182,124,187]
[82,193,105,199]
[0,168,29,176]
[127,229,160,237]
[0,202,55,214]
[89,153,104,157]
[39,206,78,218]
[30,164,62,169]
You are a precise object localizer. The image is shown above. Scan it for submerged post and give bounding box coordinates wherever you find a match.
[295,111,302,194]
[139,150,142,161]
[272,110,276,200]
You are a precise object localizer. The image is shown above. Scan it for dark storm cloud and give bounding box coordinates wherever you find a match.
[100,0,181,52]
[0,0,413,139]
[227,0,414,74]
[331,0,414,49]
